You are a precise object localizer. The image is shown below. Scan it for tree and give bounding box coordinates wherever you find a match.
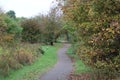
[21,18,41,43]
[59,0,120,79]
[0,10,22,48]
[34,8,63,45]
[6,10,16,19]
[4,16,23,40]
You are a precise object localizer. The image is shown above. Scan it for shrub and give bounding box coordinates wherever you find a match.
[0,13,22,47]
[14,48,34,65]
[61,0,120,79]
[21,19,41,43]
[0,50,22,76]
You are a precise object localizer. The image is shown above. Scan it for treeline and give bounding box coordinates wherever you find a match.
[21,9,63,45]
[0,7,63,76]
[58,0,120,79]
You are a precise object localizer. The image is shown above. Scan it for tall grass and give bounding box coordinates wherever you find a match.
[0,43,61,80]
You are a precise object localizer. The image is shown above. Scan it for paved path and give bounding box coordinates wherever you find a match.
[39,44,73,80]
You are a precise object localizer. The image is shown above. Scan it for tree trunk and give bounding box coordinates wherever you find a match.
[50,42,54,46]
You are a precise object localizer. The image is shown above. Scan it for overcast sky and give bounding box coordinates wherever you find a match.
[0,0,54,17]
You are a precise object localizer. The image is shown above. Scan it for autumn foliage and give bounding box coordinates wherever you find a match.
[60,0,120,79]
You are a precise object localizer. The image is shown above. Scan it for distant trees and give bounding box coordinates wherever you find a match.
[6,10,16,19]
[21,7,63,45]
[43,8,63,45]
[21,18,41,43]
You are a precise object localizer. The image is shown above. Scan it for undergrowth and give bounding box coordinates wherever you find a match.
[0,43,61,80]
[67,46,91,74]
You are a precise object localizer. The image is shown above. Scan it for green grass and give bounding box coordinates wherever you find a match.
[67,46,90,74]
[74,59,90,73]
[0,43,61,80]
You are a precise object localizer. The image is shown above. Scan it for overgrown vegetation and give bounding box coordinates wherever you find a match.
[0,44,60,80]
[0,6,64,77]
[2,0,120,79]
[67,46,90,74]
[58,0,120,79]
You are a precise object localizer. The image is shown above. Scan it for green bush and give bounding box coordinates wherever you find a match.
[0,13,22,47]
[21,19,42,43]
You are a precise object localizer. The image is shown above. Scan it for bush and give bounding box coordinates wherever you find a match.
[0,13,22,47]
[0,45,38,76]
[14,48,34,65]
[61,0,120,79]
[0,50,22,76]
[21,19,41,43]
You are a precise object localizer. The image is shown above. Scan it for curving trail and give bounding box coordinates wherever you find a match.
[39,44,73,80]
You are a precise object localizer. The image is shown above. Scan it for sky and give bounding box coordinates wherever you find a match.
[0,0,54,17]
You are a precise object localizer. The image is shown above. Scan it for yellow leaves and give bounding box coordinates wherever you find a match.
[104,33,110,39]
[88,8,94,16]
[0,33,15,47]
[59,0,120,76]
[106,28,115,34]
[105,21,120,37]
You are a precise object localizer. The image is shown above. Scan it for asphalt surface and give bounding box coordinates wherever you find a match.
[39,44,73,80]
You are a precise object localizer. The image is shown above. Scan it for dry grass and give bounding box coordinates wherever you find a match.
[0,43,41,76]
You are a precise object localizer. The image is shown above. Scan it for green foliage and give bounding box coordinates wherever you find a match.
[6,10,16,19]
[0,11,22,48]
[21,11,63,45]
[67,46,90,74]
[21,18,41,43]
[38,9,63,45]
[0,11,43,77]
[5,16,23,40]
[0,7,63,79]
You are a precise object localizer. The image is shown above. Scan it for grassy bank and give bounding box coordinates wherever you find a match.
[67,46,90,74]
[0,43,61,80]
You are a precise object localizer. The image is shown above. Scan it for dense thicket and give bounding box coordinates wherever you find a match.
[0,11,22,47]
[21,18,41,43]
[59,0,120,79]
[0,10,24,76]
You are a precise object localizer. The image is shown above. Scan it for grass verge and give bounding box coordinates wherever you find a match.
[0,43,61,80]
[67,46,90,74]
